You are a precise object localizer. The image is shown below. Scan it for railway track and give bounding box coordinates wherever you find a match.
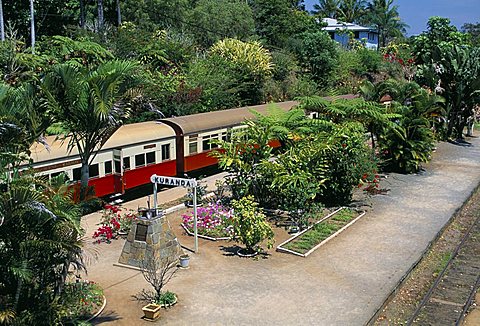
[407,214,480,325]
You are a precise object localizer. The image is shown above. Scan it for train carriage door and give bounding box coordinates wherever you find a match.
[113,149,123,193]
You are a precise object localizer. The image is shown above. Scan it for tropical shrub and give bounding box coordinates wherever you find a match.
[60,281,104,323]
[377,95,436,173]
[231,196,274,253]
[320,122,378,205]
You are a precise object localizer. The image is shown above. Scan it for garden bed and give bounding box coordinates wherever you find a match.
[276,207,365,257]
[181,223,231,241]
[181,202,234,241]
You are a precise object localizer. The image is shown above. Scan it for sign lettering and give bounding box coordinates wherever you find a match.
[150,174,197,188]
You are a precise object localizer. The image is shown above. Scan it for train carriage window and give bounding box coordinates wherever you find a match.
[135,154,145,168]
[104,161,112,175]
[89,164,99,178]
[123,157,130,170]
[114,160,121,173]
[189,136,198,155]
[203,134,219,151]
[146,151,156,165]
[161,144,170,161]
[73,167,81,181]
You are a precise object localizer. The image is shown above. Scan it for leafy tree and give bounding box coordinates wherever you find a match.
[365,0,407,47]
[413,17,470,66]
[210,38,273,104]
[292,31,339,88]
[250,0,315,48]
[42,60,140,194]
[462,22,480,46]
[121,0,191,31]
[189,0,255,48]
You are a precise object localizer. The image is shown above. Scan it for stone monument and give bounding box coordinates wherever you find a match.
[118,209,182,269]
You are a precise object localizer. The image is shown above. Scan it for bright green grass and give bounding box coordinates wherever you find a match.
[284,208,358,254]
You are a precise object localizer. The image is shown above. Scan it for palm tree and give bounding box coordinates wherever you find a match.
[29,0,35,53]
[337,0,367,23]
[0,0,5,41]
[312,0,340,18]
[42,61,140,195]
[365,0,407,47]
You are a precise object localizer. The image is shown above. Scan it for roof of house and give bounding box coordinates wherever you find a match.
[322,18,376,33]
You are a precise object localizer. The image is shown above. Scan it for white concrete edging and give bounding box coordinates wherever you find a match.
[276,207,366,257]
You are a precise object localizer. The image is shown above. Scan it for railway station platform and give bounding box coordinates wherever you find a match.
[82,137,480,325]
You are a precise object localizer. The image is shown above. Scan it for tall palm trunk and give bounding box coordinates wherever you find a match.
[0,0,5,41]
[30,0,35,53]
[80,161,89,194]
[79,0,85,28]
[116,0,121,26]
[97,0,104,32]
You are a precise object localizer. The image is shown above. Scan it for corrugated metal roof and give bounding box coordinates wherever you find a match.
[159,101,299,135]
[29,121,175,164]
[322,18,375,32]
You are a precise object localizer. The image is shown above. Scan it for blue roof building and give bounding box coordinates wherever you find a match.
[322,18,379,50]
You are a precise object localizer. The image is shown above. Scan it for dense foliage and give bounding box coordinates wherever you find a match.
[0,0,479,321]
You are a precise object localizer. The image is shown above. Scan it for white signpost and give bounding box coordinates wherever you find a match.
[150,174,199,252]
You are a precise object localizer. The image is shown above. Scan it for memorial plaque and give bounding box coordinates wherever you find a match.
[135,224,148,242]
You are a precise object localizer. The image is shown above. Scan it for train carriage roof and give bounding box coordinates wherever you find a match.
[159,101,299,135]
[29,121,175,164]
[159,95,358,135]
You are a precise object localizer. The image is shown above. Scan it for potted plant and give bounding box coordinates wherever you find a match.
[179,254,190,268]
[142,303,162,320]
[137,255,179,320]
[231,196,275,257]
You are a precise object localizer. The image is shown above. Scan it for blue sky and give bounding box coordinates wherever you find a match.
[304,0,480,35]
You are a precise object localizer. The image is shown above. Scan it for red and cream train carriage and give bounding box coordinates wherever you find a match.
[26,101,299,198]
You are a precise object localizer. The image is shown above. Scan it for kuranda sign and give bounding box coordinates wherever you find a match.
[150,174,197,188]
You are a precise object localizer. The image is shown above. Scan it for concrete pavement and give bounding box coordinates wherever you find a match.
[82,138,480,325]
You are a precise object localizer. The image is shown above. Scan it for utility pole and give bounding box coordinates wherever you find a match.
[30,0,35,53]
[0,0,5,41]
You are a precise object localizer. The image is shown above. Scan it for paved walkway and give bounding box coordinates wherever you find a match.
[82,138,480,326]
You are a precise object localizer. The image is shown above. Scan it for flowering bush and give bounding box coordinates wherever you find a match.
[93,204,136,243]
[182,201,234,238]
[61,281,104,322]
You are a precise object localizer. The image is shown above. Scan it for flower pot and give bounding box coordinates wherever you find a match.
[142,303,161,320]
[179,254,190,268]
[237,247,258,258]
